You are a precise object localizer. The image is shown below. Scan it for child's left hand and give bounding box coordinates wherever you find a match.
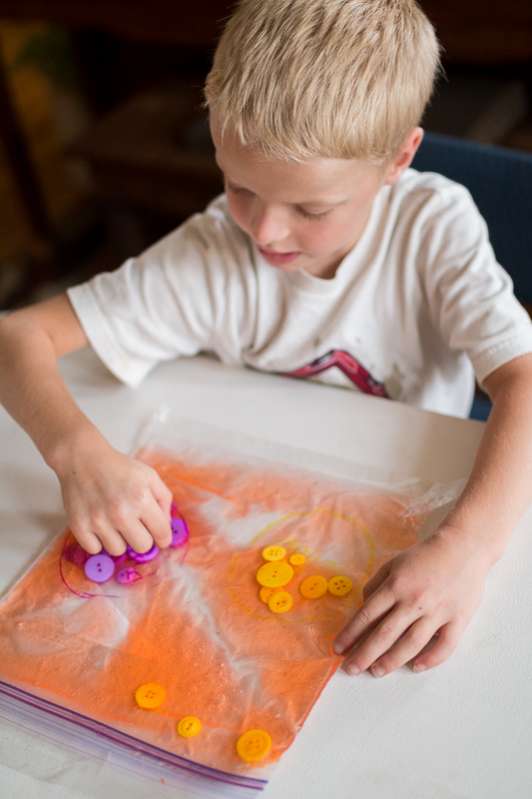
[333,526,492,676]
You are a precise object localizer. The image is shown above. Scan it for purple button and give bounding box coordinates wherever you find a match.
[171,517,189,548]
[126,544,160,563]
[116,567,142,585]
[84,554,116,583]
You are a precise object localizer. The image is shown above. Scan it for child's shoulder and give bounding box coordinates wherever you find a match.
[398,166,472,199]
[201,193,242,234]
[154,193,248,261]
[389,168,480,234]
[394,167,475,212]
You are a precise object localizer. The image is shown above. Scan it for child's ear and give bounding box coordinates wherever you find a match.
[384,127,424,185]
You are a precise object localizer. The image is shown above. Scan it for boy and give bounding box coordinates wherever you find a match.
[1,0,532,680]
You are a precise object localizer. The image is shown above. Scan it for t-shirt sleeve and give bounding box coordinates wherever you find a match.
[419,182,532,387]
[67,204,255,386]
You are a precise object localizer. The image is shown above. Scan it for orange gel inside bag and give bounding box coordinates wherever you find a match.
[0,428,429,787]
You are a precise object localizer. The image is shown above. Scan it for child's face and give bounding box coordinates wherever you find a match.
[211,119,421,279]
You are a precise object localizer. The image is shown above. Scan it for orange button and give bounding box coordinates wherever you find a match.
[134,682,166,710]
[289,553,306,566]
[236,729,272,763]
[262,545,287,562]
[268,590,293,614]
[256,560,294,588]
[259,586,274,604]
[328,575,353,597]
[300,575,328,599]
[177,715,202,738]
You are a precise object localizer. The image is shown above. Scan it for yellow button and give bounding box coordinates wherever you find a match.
[289,553,306,566]
[177,715,202,738]
[134,682,166,710]
[236,729,272,763]
[256,560,294,588]
[268,590,293,614]
[262,545,287,562]
[259,586,274,603]
[300,575,328,599]
[328,575,353,597]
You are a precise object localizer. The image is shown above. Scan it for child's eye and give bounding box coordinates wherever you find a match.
[297,207,330,220]
[227,183,252,196]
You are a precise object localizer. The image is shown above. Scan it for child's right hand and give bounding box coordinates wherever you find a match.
[52,430,173,556]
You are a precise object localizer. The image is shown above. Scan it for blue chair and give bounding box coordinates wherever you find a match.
[412,132,532,420]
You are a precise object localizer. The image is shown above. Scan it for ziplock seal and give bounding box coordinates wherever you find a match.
[0,680,267,794]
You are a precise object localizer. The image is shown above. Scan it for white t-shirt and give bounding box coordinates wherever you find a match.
[67,168,532,417]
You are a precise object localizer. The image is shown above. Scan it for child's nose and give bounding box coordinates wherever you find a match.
[251,205,290,247]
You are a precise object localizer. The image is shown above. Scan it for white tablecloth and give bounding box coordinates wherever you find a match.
[1,352,530,798]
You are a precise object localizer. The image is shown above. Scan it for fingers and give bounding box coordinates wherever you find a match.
[341,605,417,675]
[70,516,129,556]
[65,461,173,554]
[69,499,168,555]
[341,618,462,678]
[129,468,172,548]
[92,470,172,551]
[119,518,154,553]
[71,526,102,555]
[93,526,128,556]
[140,500,172,549]
[334,583,396,655]
[367,617,437,677]
[411,621,462,672]
[71,515,163,557]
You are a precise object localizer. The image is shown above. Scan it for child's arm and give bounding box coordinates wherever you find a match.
[334,352,532,676]
[0,294,172,554]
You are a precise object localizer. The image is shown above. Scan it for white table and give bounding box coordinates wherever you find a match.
[1,352,530,799]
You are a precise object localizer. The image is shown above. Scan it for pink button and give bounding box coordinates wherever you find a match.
[116,567,142,585]
[84,554,115,583]
[103,550,127,566]
[64,543,88,568]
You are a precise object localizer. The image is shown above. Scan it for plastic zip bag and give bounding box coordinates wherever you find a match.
[0,411,462,796]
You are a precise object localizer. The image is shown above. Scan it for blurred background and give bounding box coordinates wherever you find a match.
[0,0,531,311]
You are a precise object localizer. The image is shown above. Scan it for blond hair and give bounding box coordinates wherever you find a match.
[204,0,442,163]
